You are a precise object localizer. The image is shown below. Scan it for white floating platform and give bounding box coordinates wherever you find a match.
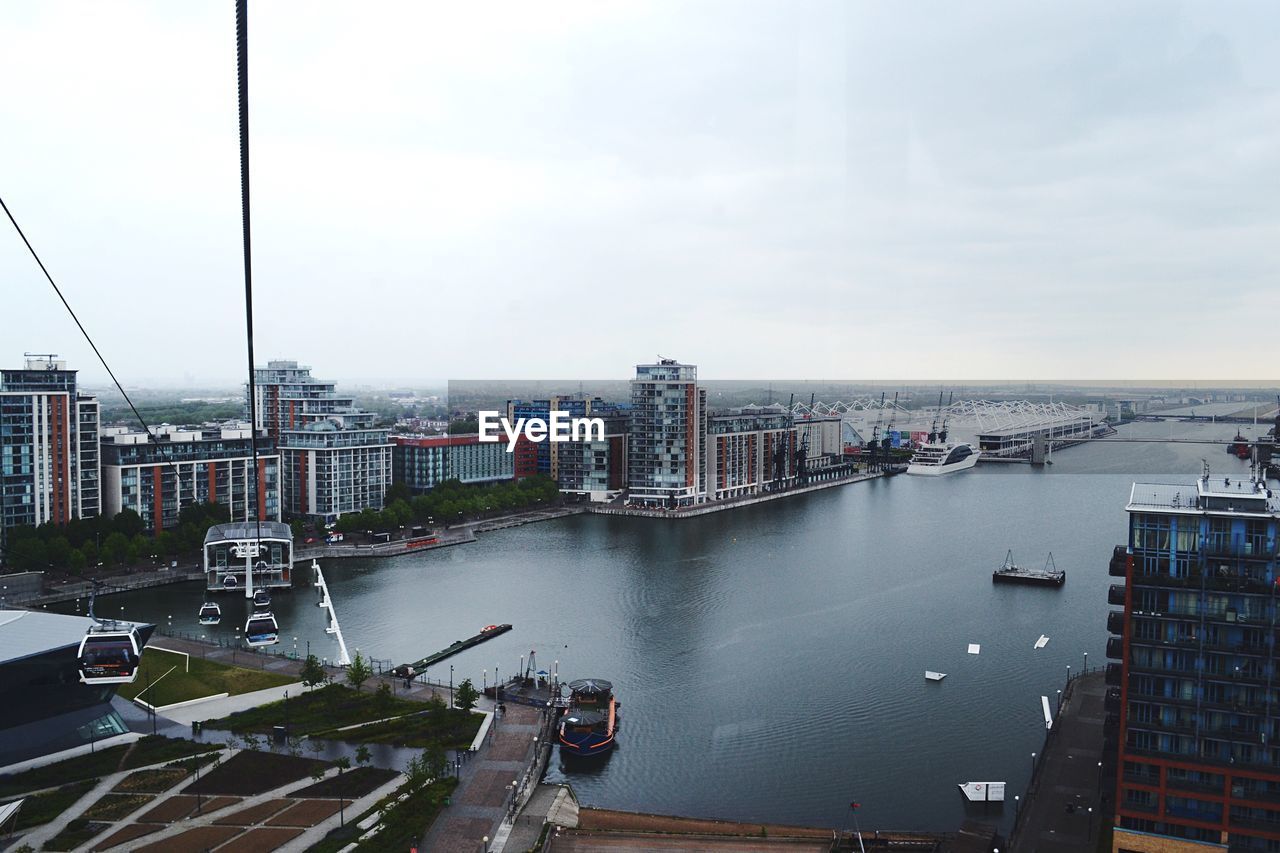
[1041,695,1053,729]
[1034,635,1049,649]
[967,644,981,655]
[925,671,947,681]
[959,781,1005,802]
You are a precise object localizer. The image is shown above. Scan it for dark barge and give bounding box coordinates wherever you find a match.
[992,551,1065,587]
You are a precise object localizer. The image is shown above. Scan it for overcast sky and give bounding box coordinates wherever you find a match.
[4,1,1277,386]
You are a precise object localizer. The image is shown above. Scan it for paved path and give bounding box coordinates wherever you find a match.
[422,703,548,852]
[1011,672,1108,852]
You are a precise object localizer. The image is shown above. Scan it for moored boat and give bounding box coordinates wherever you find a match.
[559,678,619,757]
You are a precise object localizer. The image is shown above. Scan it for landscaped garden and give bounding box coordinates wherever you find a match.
[185,749,329,797]
[119,647,296,705]
[1,780,96,831]
[0,736,218,799]
[201,683,481,748]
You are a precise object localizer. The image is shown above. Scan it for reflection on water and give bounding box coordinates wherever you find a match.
[99,421,1267,832]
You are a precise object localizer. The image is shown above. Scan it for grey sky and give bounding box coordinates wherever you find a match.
[4,1,1277,385]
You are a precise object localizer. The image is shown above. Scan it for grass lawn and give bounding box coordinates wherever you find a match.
[203,683,424,736]
[291,767,398,799]
[0,736,219,799]
[43,818,110,852]
[0,780,97,830]
[113,767,189,794]
[323,707,482,749]
[186,750,328,796]
[81,791,156,821]
[119,648,296,705]
[306,778,456,853]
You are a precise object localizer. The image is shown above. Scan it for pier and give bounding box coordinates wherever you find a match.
[398,623,513,674]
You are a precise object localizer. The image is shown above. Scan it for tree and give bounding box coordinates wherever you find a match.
[8,538,48,572]
[454,678,479,712]
[354,744,371,767]
[156,531,179,557]
[290,519,306,541]
[346,652,372,693]
[300,654,327,689]
[46,536,72,568]
[334,756,351,825]
[80,540,98,568]
[384,482,412,505]
[405,755,429,791]
[420,743,447,781]
[113,508,146,538]
[68,549,87,574]
[374,681,393,716]
[101,532,129,567]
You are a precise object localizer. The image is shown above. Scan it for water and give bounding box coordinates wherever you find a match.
[98,420,1268,832]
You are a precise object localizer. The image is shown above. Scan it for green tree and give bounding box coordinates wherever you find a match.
[354,744,371,767]
[46,536,72,568]
[113,508,146,538]
[374,681,393,716]
[290,519,306,541]
[8,538,48,572]
[300,654,327,688]
[68,548,87,574]
[405,755,428,791]
[454,678,479,712]
[101,532,129,567]
[420,743,447,781]
[156,531,180,557]
[384,482,412,505]
[346,652,372,693]
[79,540,98,567]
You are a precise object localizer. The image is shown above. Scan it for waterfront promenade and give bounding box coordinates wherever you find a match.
[1010,671,1108,852]
[590,469,888,519]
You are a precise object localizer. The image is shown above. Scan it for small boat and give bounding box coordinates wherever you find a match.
[958,781,1005,802]
[559,678,619,757]
[1229,434,1250,459]
[198,602,222,625]
[925,671,947,681]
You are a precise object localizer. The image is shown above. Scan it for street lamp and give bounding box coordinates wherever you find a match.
[1030,752,1036,776]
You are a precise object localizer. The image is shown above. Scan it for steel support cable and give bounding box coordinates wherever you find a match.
[0,196,187,497]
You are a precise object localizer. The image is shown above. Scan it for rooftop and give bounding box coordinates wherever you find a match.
[204,521,293,544]
[1127,477,1280,515]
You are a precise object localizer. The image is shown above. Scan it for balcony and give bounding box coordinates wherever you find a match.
[1110,545,1130,577]
[1107,637,1124,659]
[1108,610,1127,635]
[1109,584,1128,606]
[1106,663,1124,685]
[1106,687,1122,712]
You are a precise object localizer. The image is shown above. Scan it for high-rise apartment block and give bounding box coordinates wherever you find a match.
[250,361,392,522]
[1109,467,1280,849]
[627,360,706,507]
[100,423,280,533]
[0,356,99,554]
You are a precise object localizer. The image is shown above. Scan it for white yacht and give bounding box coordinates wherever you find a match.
[906,423,980,476]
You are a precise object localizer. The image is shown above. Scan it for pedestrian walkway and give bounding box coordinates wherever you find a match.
[422,703,548,852]
[1011,671,1108,852]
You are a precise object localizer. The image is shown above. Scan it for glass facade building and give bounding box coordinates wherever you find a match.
[627,360,706,507]
[251,361,392,522]
[392,434,517,493]
[100,424,280,533]
[1110,470,1280,850]
[0,357,100,558]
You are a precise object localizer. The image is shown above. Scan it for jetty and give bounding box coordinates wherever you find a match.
[396,623,513,675]
[992,551,1065,587]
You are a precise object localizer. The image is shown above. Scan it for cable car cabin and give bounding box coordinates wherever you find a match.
[244,611,279,648]
[252,589,271,609]
[77,626,142,685]
[198,602,222,625]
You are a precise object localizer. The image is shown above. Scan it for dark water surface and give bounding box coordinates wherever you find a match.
[100,420,1268,832]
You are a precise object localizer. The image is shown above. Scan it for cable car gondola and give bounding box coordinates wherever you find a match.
[244,610,279,648]
[252,589,271,609]
[198,601,222,625]
[77,624,141,685]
